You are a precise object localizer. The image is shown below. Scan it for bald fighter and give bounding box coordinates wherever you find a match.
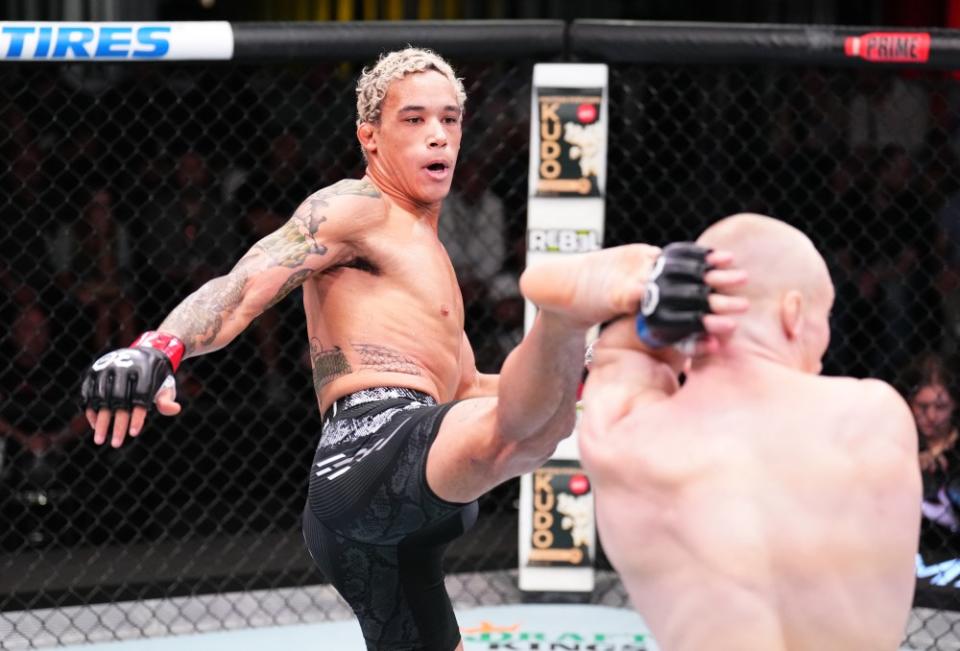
[580,214,921,651]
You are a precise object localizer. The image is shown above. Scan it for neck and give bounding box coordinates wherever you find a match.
[686,339,804,389]
[364,167,442,224]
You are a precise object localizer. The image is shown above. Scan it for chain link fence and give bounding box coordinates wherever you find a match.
[2,23,960,651]
[608,62,960,649]
[0,56,555,648]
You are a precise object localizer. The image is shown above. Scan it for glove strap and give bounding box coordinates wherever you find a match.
[635,313,667,349]
[130,331,186,372]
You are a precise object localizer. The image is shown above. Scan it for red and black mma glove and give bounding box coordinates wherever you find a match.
[80,331,185,411]
[635,242,712,350]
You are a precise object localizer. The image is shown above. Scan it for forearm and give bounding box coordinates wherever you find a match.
[159,270,259,358]
[494,310,586,444]
[582,346,678,439]
[583,317,681,433]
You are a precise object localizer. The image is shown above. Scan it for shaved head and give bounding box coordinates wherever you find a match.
[697,213,834,372]
[698,213,831,306]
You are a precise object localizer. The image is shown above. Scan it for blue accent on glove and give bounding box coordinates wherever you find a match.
[635,313,667,349]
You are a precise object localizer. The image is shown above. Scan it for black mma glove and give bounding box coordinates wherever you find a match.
[635,242,712,349]
[81,331,185,411]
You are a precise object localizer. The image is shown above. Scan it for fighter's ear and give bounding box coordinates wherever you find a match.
[357,122,377,155]
[780,290,804,341]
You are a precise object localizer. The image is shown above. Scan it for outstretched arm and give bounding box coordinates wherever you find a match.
[161,181,375,357]
[83,178,381,446]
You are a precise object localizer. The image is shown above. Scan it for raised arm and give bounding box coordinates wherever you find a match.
[581,317,683,440]
[580,246,748,439]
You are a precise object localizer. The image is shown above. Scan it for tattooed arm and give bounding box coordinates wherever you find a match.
[159,179,381,358]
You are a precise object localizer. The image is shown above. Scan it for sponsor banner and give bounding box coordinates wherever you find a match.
[527,458,594,568]
[460,604,661,651]
[0,22,233,60]
[523,198,606,333]
[520,63,606,593]
[59,603,661,651]
[534,86,604,197]
[528,227,601,254]
[843,31,930,64]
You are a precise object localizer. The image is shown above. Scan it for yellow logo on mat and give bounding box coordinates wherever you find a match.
[460,620,520,635]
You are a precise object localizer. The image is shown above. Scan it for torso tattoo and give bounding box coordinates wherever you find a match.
[310,338,353,390]
[352,343,423,376]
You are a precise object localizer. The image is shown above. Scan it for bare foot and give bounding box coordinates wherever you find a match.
[520,244,661,328]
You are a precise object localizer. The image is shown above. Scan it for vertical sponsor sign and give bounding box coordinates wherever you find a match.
[533,88,603,197]
[519,63,608,593]
[527,449,594,566]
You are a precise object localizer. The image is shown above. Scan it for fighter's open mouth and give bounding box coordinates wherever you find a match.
[427,163,447,171]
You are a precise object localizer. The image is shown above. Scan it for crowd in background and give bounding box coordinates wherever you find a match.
[3,61,960,557]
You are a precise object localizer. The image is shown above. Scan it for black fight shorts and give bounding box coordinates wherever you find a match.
[301,387,479,651]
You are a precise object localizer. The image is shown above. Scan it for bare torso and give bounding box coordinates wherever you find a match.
[301,188,467,413]
[581,363,920,651]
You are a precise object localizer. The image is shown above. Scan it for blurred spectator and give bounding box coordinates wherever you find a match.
[0,303,89,549]
[772,69,847,158]
[0,106,34,154]
[477,273,525,372]
[935,155,960,350]
[822,152,874,376]
[766,70,849,233]
[848,72,929,156]
[51,188,138,351]
[439,158,507,358]
[899,353,960,549]
[848,145,938,378]
[135,148,240,323]
[0,143,58,303]
[471,235,526,372]
[233,130,319,403]
[235,129,319,218]
[439,159,507,286]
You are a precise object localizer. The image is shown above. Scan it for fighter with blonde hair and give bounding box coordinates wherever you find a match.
[80,48,746,650]
[581,213,921,651]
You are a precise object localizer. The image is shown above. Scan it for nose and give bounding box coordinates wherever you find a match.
[918,404,940,418]
[427,119,447,148]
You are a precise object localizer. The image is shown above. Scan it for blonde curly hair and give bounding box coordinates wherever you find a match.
[356,47,466,127]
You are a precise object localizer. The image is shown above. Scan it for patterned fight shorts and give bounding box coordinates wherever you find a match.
[301,387,479,651]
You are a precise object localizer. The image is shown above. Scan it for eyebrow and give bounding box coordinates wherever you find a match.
[397,105,461,114]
